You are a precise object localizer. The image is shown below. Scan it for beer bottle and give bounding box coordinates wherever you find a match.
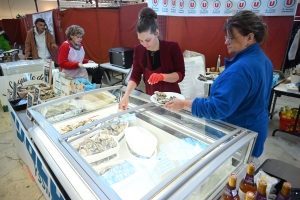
[274,182,292,200]
[239,163,257,200]
[222,173,240,200]
[256,180,267,200]
[245,191,255,200]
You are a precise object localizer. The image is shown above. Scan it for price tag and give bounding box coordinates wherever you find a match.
[33,86,41,103]
[26,92,34,120]
[12,82,17,100]
[43,58,53,85]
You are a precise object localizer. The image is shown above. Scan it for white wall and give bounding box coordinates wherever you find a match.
[1,0,300,20]
[0,0,58,19]
[0,0,89,20]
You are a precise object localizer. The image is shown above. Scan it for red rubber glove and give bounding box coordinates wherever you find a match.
[148,73,165,84]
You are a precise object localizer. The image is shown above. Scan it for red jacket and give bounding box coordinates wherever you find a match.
[130,40,185,95]
[58,40,89,70]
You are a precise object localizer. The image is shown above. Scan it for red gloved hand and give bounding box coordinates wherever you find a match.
[148,73,165,85]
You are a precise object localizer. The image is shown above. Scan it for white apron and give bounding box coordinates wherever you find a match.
[62,42,88,79]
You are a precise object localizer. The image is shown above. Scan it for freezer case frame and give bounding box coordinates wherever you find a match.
[28,86,257,200]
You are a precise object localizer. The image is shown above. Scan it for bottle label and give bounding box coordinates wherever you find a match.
[275,193,291,200]
[244,174,255,186]
[223,185,238,199]
[256,193,267,200]
[238,188,246,200]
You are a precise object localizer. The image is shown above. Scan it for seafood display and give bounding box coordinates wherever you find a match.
[72,133,117,157]
[98,121,128,140]
[60,118,96,135]
[18,83,48,92]
[97,160,138,185]
[40,102,82,123]
[197,74,218,82]
[154,91,176,104]
[39,90,58,101]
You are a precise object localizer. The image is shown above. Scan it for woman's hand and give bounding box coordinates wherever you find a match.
[119,96,129,110]
[78,63,84,68]
[148,73,165,85]
[165,99,188,112]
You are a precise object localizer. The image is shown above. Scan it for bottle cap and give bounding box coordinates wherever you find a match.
[247,163,255,174]
[246,191,255,200]
[228,173,237,187]
[281,182,292,196]
[258,180,267,194]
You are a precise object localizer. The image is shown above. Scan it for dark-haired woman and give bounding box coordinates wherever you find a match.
[119,7,185,110]
[165,10,273,159]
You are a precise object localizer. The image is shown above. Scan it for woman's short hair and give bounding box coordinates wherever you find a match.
[224,10,268,44]
[136,7,159,34]
[65,25,85,40]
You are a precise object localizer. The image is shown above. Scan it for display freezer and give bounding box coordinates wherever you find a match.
[27,85,257,200]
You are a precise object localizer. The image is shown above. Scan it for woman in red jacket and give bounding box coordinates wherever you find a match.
[119,7,185,110]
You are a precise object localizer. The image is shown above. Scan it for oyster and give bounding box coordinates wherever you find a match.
[60,118,96,134]
[197,74,208,81]
[61,125,73,134]
[154,91,167,99]
[40,90,57,100]
[98,121,128,137]
[74,134,117,157]
[154,91,177,104]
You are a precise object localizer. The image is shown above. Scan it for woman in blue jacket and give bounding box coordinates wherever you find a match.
[165,10,273,159]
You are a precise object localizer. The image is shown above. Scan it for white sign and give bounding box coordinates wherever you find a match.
[149,0,297,16]
[0,72,44,107]
[32,11,55,38]
[9,109,65,200]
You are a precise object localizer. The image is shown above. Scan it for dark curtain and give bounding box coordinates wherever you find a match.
[119,3,147,48]
[59,8,120,64]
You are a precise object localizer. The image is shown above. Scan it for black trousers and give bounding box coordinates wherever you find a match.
[86,66,110,84]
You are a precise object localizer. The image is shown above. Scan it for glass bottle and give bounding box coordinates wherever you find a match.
[245,191,255,200]
[274,182,292,200]
[222,173,240,200]
[216,55,221,72]
[239,163,257,200]
[256,180,267,200]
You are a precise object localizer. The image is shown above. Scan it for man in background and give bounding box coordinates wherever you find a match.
[24,18,58,60]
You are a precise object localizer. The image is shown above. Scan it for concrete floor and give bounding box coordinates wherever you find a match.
[0,92,299,199]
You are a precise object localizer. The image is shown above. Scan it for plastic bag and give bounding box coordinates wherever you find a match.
[179,50,207,99]
[75,78,96,91]
[254,170,279,199]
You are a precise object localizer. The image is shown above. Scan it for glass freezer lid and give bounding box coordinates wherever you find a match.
[60,103,237,200]
[28,88,241,199]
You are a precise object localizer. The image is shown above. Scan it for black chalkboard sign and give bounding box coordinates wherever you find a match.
[26,92,34,120]
[43,59,52,85]
[12,82,17,100]
[33,86,41,103]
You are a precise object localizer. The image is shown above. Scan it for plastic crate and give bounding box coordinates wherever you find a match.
[279,109,300,134]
